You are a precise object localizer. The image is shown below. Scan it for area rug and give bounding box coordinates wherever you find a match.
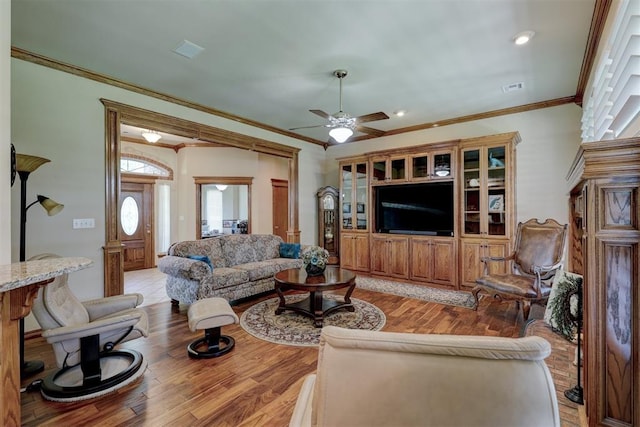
[355,276,477,309]
[240,294,386,346]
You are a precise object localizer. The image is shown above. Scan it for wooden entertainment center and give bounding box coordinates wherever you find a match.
[338,131,520,291]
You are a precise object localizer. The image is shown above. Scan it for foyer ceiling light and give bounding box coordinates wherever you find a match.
[141,130,162,143]
[329,126,353,143]
[215,184,228,191]
[513,30,535,45]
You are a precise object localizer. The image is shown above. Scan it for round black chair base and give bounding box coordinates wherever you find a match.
[187,335,235,359]
[21,359,45,379]
[40,349,145,402]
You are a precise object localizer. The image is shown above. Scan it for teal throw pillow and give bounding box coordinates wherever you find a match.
[187,254,213,270]
[279,243,301,259]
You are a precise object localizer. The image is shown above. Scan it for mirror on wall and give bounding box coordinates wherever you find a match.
[196,177,252,239]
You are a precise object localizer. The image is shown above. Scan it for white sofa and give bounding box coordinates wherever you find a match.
[289,326,560,427]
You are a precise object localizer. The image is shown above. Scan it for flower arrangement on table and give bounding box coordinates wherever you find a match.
[301,246,330,276]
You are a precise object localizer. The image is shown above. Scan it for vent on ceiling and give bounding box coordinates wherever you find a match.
[173,40,204,59]
[502,82,525,93]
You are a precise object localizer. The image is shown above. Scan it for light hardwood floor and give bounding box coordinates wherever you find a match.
[21,268,581,426]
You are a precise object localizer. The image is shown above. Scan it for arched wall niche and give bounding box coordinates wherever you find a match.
[101,99,300,297]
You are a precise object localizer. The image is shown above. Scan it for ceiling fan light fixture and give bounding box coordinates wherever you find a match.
[141,130,162,143]
[329,126,353,143]
[513,30,535,45]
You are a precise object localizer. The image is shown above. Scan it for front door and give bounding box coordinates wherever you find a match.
[121,181,154,271]
[272,179,288,241]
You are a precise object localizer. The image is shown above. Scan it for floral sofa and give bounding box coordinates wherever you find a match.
[157,234,304,305]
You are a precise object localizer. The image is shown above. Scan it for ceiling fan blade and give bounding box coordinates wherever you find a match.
[356,125,386,137]
[354,112,389,123]
[309,109,332,119]
[289,124,327,131]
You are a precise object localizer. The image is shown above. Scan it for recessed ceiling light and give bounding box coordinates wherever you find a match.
[394,110,407,117]
[513,30,535,45]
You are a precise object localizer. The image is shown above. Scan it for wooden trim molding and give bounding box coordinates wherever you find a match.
[383,99,575,137]
[101,99,300,159]
[102,100,300,295]
[13,0,610,148]
[288,152,300,243]
[574,0,613,105]
[120,153,174,181]
[11,47,324,147]
[103,106,124,297]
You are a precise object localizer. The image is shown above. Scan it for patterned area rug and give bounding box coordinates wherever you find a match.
[356,276,477,309]
[240,294,386,346]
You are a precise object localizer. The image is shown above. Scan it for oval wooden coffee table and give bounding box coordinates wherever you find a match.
[274,266,356,327]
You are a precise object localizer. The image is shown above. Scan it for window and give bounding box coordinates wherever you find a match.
[120,157,170,177]
[581,0,640,141]
[157,184,171,252]
[204,187,223,235]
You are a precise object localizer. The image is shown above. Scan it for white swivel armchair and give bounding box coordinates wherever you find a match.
[289,326,560,427]
[30,253,149,402]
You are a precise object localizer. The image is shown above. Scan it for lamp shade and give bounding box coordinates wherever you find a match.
[16,154,51,173]
[329,127,353,143]
[37,195,64,216]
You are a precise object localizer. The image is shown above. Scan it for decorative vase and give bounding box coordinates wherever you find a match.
[305,263,325,276]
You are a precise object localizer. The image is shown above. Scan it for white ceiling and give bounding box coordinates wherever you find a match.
[11,0,597,146]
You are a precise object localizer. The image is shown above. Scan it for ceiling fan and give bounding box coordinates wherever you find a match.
[289,70,389,143]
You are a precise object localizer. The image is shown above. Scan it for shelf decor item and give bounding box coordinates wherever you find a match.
[488,194,504,212]
[301,246,330,276]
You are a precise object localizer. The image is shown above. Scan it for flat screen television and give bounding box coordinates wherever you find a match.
[375,182,454,236]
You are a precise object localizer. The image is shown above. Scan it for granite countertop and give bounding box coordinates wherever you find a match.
[0,257,93,293]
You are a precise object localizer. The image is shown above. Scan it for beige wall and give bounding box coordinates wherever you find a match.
[325,104,583,226]
[1,0,10,264]
[11,58,324,331]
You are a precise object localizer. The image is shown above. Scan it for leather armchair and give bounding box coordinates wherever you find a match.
[472,218,568,320]
[289,326,560,427]
[30,253,149,402]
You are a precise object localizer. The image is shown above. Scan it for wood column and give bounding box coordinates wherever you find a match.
[574,137,639,427]
[0,280,51,425]
[103,106,124,297]
[287,152,300,243]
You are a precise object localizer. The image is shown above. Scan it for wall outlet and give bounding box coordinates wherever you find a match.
[73,218,95,229]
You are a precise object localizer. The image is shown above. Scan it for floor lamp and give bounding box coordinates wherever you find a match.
[15,153,64,379]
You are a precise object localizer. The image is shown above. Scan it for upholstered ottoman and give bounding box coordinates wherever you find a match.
[187,298,239,358]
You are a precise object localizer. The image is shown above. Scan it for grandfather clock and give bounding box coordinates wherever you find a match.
[317,186,340,264]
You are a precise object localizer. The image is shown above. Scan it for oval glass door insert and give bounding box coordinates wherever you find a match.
[121,196,139,236]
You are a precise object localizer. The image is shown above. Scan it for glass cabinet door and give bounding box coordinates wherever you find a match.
[486,145,506,236]
[463,149,481,235]
[432,152,452,178]
[411,154,429,179]
[341,164,353,230]
[390,158,406,180]
[371,159,386,182]
[355,162,368,230]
